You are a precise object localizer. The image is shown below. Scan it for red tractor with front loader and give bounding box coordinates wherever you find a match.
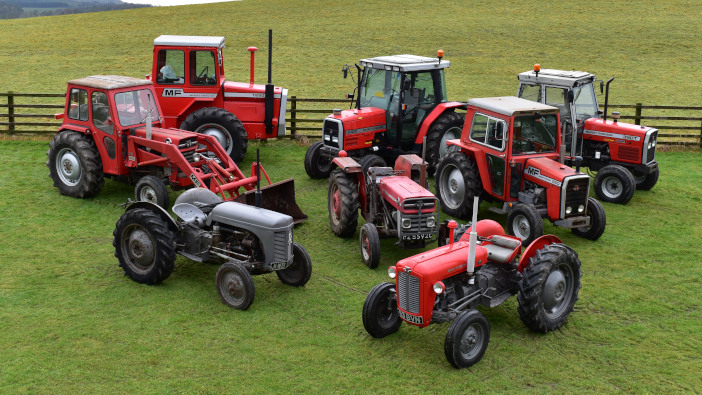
[147,31,288,164]
[363,196,582,368]
[305,51,465,178]
[435,96,606,245]
[328,151,440,268]
[47,75,305,223]
[517,65,659,204]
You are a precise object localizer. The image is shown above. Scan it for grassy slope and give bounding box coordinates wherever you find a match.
[0,141,700,392]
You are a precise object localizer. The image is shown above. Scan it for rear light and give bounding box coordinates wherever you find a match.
[433,281,445,295]
[388,266,396,279]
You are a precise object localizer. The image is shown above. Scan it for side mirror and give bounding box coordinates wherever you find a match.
[402,79,411,91]
[342,65,349,79]
[599,80,604,94]
[567,90,574,103]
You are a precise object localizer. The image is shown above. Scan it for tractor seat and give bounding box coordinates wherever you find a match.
[483,235,521,263]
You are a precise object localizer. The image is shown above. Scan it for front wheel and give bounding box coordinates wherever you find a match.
[593,165,635,204]
[571,197,606,241]
[135,175,169,208]
[362,282,401,338]
[276,242,312,286]
[634,167,659,191]
[359,223,381,269]
[216,262,255,310]
[304,141,335,179]
[517,243,582,332]
[435,152,482,219]
[507,204,544,246]
[444,309,490,369]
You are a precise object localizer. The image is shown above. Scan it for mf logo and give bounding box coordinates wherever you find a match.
[162,89,183,97]
[525,166,540,177]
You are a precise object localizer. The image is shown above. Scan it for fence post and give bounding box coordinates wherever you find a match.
[290,95,296,139]
[634,103,642,126]
[699,119,702,149]
[8,91,15,135]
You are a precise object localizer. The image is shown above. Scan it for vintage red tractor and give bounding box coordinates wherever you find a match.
[328,151,439,268]
[47,75,305,222]
[435,96,606,245]
[363,197,582,368]
[517,65,659,204]
[147,30,288,164]
[305,51,465,178]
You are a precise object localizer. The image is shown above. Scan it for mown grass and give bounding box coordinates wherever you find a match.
[0,140,700,392]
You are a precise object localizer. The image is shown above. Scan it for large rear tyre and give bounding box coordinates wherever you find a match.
[276,242,312,287]
[425,111,464,172]
[507,204,544,246]
[328,169,359,238]
[181,107,247,164]
[634,167,659,191]
[216,262,255,310]
[517,243,582,332]
[113,208,177,285]
[47,131,104,198]
[135,175,169,208]
[593,165,635,204]
[435,152,482,219]
[444,309,490,369]
[359,223,381,269]
[304,141,335,179]
[571,197,606,241]
[362,282,401,338]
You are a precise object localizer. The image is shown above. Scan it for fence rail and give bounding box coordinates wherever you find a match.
[1,92,700,148]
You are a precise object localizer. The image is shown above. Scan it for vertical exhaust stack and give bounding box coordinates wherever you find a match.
[466,196,479,284]
[247,46,258,85]
[264,29,274,136]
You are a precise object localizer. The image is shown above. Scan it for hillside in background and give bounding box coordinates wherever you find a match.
[0,0,148,19]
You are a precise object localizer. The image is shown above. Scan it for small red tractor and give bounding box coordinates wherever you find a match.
[305,51,466,179]
[363,196,582,368]
[517,65,659,204]
[47,75,305,223]
[435,96,606,245]
[328,151,439,268]
[146,30,288,164]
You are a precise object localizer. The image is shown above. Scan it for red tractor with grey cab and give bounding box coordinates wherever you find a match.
[435,96,606,245]
[47,75,305,223]
[147,30,288,164]
[305,51,465,178]
[363,196,582,368]
[517,65,659,204]
[328,151,440,268]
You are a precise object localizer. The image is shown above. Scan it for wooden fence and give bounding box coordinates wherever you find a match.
[1,92,700,148]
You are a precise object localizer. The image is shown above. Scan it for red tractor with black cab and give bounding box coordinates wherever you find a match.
[435,96,606,245]
[147,30,288,164]
[305,51,465,178]
[517,65,659,204]
[363,196,582,368]
[328,151,439,268]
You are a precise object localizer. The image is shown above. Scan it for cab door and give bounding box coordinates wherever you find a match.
[90,90,121,174]
[467,112,508,198]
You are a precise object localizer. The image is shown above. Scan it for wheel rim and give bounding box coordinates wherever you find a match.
[121,224,156,274]
[459,322,485,360]
[512,214,531,241]
[220,269,246,306]
[601,175,622,198]
[543,264,575,318]
[439,127,462,158]
[330,184,341,225]
[361,229,371,261]
[439,164,465,210]
[55,147,81,186]
[196,123,233,155]
[138,185,159,204]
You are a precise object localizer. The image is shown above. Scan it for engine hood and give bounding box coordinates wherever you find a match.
[223,81,285,98]
[396,241,488,281]
[380,176,436,212]
[331,107,386,132]
[584,118,656,142]
[523,156,580,188]
[132,125,199,143]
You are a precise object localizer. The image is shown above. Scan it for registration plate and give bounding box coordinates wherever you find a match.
[398,309,423,325]
[401,233,433,241]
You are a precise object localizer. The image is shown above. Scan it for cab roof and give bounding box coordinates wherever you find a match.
[468,96,559,117]
[154,35,225,48]
[359,54,449,72]
[518,68,596,87]
[68,75,153,90]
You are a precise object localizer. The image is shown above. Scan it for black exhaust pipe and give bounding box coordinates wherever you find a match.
[602,77,615,121]
[264,29,274,136]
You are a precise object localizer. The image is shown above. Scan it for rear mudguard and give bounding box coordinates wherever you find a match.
[517,234,562,272]
[124,201,179,232]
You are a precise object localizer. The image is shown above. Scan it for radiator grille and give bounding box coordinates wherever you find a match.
[273,230,291,263]
[564,178,589,218]
[646,131,658,164]
[322,119,342,149]
[397,271,421,314]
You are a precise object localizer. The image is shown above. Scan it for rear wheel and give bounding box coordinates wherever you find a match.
[517,243,582,332]
[216,262,255,310]
[276,242,312,286]
[181,107,247,164]
[362,282,401,338]
[328,169,359,237]
[359,223,381,269]
[507,204,544,246]
[135,175,169,208]
[594,165,635,204]
[358,154,387,177]
[571,197,606,241]
[634,167,659,191]
[304,141,335,179]
[435,153,482,219]
[47,131,104,198]
[113,208,176,285]
[444,309,490,369]
[425,111,464,171]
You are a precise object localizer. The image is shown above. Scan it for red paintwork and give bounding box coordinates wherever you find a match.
[413,102,465,144]
[523,157,578,219]
[583,118,655,165]
[457,219,506,241]
[328,107,387,151]
[379,176,435,213]
[517,234,561,272]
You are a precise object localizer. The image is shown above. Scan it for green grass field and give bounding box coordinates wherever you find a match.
[1,0,701,392]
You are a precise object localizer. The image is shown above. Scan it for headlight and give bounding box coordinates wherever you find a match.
[388,266,396,279]
[652,139,656,147]
[401,218,411,229]
[427,217,436,228]
[648,142,652,149]
[578,205,585,213]
[433,281,445,294]
[332,136,338,143]
[565,206,572,215]
[324,134,330,141]
[192,152,201,162]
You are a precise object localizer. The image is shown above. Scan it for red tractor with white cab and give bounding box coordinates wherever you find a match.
[328,151,440,268]
[47,75,305,223]
[435,96,606,245]
[517,65,659,204]
[305,51,465,178]
[147,30,288,164]
[363,196,582,368]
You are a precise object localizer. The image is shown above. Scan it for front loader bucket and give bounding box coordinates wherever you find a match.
[233,178,308,224]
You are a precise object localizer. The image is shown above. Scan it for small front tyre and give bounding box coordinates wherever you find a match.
[359,223,381,269]
[444,309,490,369]
[507,204,544,246]
[135,175,169,208]
[594,165,635,204]
[276,242,312,286]
[571,197,606,241]
[362,282,401,338]
[216,262,255,310]
[304,141,335,179]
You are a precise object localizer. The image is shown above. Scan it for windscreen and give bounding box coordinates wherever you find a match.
[114,89,160,127]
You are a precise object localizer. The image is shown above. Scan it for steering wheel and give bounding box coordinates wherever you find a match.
[197,66,209,81]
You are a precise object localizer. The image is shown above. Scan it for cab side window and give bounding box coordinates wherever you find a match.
[67,88,89,121]
[469,113,506,151]
[92,91,113,134]
[156,49,184,84]
[190,50,217,86]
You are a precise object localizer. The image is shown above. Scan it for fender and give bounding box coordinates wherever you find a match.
[332,155,362,174]
[124,201,179,231]
[517,234,562,272]
[413,102,465,145]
